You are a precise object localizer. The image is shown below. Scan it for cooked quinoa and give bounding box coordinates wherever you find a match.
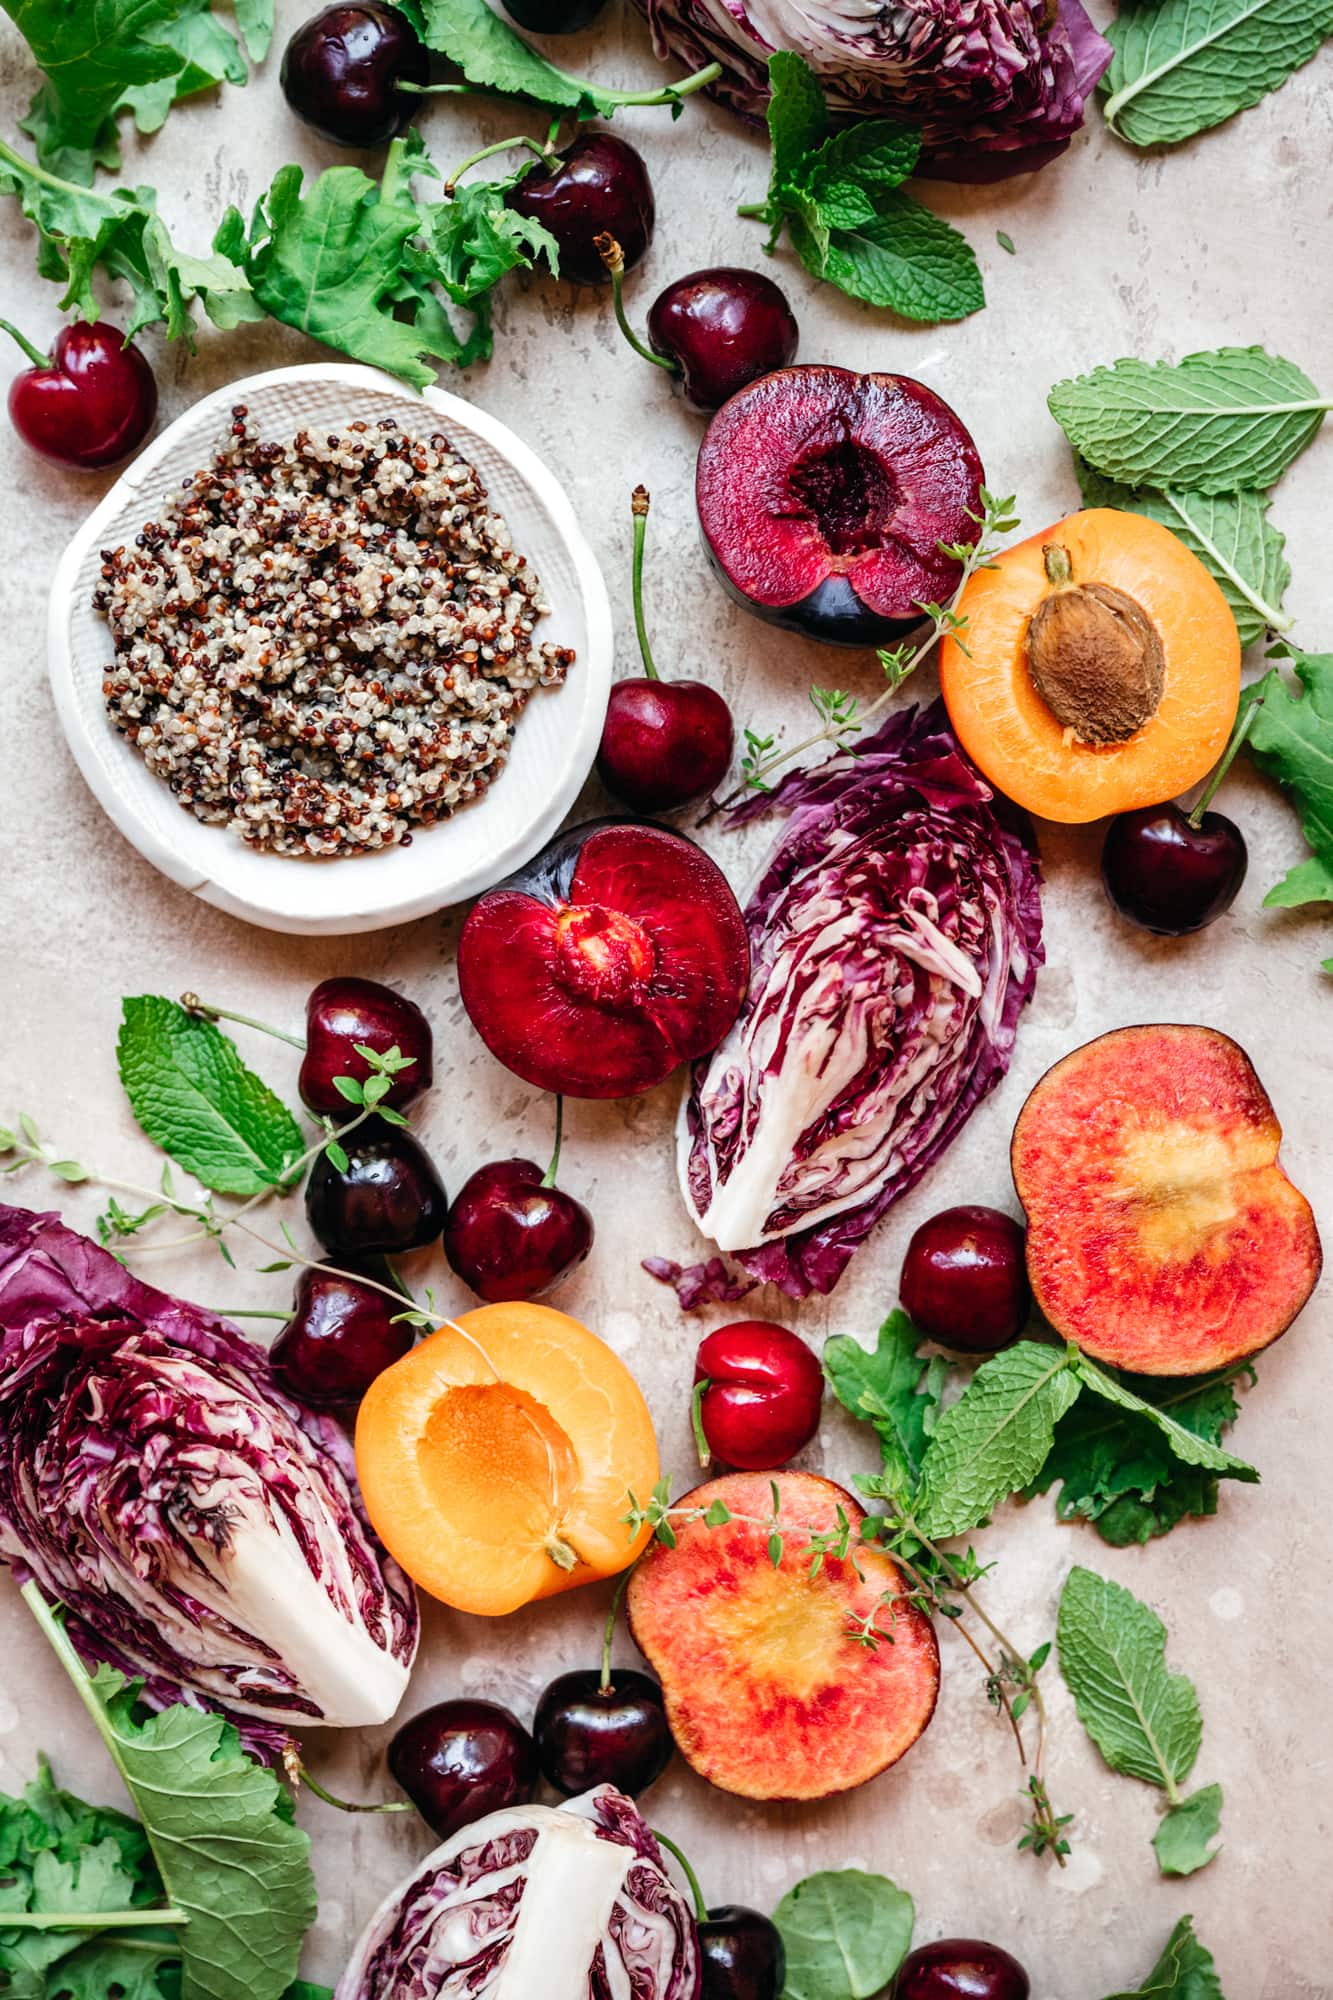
[94,407,575,858]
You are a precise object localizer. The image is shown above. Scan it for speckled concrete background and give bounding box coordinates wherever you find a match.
[1,7,1331,1993]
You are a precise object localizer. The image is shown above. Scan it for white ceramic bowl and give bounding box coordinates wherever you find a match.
[48,363,614,936]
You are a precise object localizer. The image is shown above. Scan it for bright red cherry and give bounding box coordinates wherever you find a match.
[300,977,433,1115]
[693,1321,823,1472]
[506,132,654,286]
[1102,801,1247,936]
[900,1206,1029,1354]
[4,321,156,471]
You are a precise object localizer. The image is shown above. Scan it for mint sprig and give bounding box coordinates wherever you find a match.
[739,52,983,324]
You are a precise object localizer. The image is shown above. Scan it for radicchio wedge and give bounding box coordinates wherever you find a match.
[0,1205,418,1742]
[662,704,1043,1300]
[335,1785,700,2000]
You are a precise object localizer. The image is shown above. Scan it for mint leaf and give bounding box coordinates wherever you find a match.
[915,1342,1082,1538]
[824,1311,950,1502]
[765,49,829,193]
[1244,648,1333,915]
[1072,1357,1258,1484]
[800,119,920,210]
[1101,0,1333,149]
[1074,461,1290,646]
[117,996,303,1197]
[1048,346,1330,492]
[1153,1783,1224,1878]
[1101,1916,1225,1999]
[819,192,984,323]
[1056,1566,1202,1797]
[773,1869,914,2000]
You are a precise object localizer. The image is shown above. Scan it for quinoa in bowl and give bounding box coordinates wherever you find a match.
[94,407,575,859]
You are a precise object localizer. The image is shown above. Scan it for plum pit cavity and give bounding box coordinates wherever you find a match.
[786,437,901,558]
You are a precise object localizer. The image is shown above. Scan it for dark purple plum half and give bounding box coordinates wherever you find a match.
[695,365,985,648]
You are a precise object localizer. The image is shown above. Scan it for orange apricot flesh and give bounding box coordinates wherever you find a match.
[1012,1025,1322,1375]
[939,508,1240,823]
[627,1471,939,1801]
[355,1302,658,1615]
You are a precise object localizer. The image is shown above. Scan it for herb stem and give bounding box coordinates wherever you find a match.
[735,202,768,219]
[629,486,663,680]
[598,242,675,379]
[0,1907,189,1932]
[284,1754,413,1816]
[179,993,305,1050]
[1188,696,1261,826]
[651,1829,707,1923]
[444,133,549,193]
[580,60,720,109]
[379,134,410,210]
[0,318,51,369]
[541,1095,564,1189]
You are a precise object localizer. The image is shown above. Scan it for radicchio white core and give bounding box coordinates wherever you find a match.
[668,705,1043,1299]
[335,1787,701,2000]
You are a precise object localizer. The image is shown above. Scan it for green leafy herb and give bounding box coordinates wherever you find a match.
[915,1341,1081,1538]
[824,1310,949,1504]
[22,1587,317,2000]
[741,52,982,324]
[1056,1566,1202,1801]
[1100,0,1333,150]
[1100,1915,1226,1999]
[996,229,1015,254]
[116,996,304,1197]
[1048,346,1330,493]
[1244,646,1333,938]
[1072,1358,1258,1484]
[1152,1782,1224,1878]
[1073,460,1291,646]
[772,1869,914,2000]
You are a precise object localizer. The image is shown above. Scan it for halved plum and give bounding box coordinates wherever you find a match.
[1012,1025,1322,1376]
[695,365,984,648]
[626,1470,939,1801]
[457,819,749,1099]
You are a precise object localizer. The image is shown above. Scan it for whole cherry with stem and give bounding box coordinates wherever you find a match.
[1101,701,1254,937]
[444,1096,593,1302]
[596,487,734,812]
[533,1566,673,1796]
[181,979,434,1115]
[4,319,156,471]
[650,1829,786,2000]
[597,235,798,412]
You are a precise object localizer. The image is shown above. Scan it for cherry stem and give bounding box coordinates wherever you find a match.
[690,1379,711,1469]
[210,1308,289,1320]
[651,1829,707,1924]
[180,992,305,1051]
[1188,697,1260,827]
[541,1095,564,1189]
[629,486,661,682]
[597,236,675,379]
[0,318,52,369]
[443,133,549,194]
[599,1563,634,1691]
[284,1753,414,1816]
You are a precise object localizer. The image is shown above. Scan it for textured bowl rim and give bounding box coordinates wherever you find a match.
[47,362,614,937]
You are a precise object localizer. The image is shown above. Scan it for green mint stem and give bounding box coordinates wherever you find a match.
[629,487,661,680]
[179,993,305,1051]
[541,1094,565,1189]
[690,1378,712,1469]
[601,242,675,379]
[444,133,549,192]
[1,1908,188,1932]
[1188,697,1261,826]
[0,317,51,369]
[650,1829,707,1923]
[599,1564,634,1691]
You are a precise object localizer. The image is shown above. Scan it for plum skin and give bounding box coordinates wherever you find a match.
[899,1207,1029,1353]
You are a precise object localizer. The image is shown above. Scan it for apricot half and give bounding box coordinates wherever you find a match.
[939,509,1239,822]
[1012,1026,1321,1375]
[626,1471,939,1801]
[355,1303,658,1614]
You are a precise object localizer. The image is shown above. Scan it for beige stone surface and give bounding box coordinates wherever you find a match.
[1,7,1331,1993]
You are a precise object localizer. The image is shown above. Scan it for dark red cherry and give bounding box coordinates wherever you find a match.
[893,1938,1030,2000]
[387,1700,538,1840]
[270,1259,412,1405]
[280,2,427,146]
[698,1906,786,2000]
[693,1322,823,1471]
[900,1206,1029,1354]
[646,269,798,412]
[503,0,607,29]
[506,133,654,285]
[299,976,433,1115]
[597,678,733,811]
[443,1158,593,1302]
[533,1669,673,1796]
[1101,801,1247,936]
[305,1124,447,1256]
[5,321,156,470]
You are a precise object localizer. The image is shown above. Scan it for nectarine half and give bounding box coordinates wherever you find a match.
[1012,1025,1321,1375]
[627,1471,939,1801]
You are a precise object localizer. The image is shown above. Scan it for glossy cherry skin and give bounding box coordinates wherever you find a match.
[7,323,156,471]
[305,1123,447,1257]
[597,678,734,811]
[1101,801,1248,936]
[280,3,428,147]
[893,1938,1030,2000]
[506,133,654,285]
[694,1322,823,1471]
[698,1907,786,2000]
[900,1207,1029,1354]
[647,269,799,412]
[503,0,607,29]
[387,1700,538,1841]
[269,1259,413,1406]
[299,976,433,1115]
[443,1158,593,1302]
[533,1669,673,1797]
